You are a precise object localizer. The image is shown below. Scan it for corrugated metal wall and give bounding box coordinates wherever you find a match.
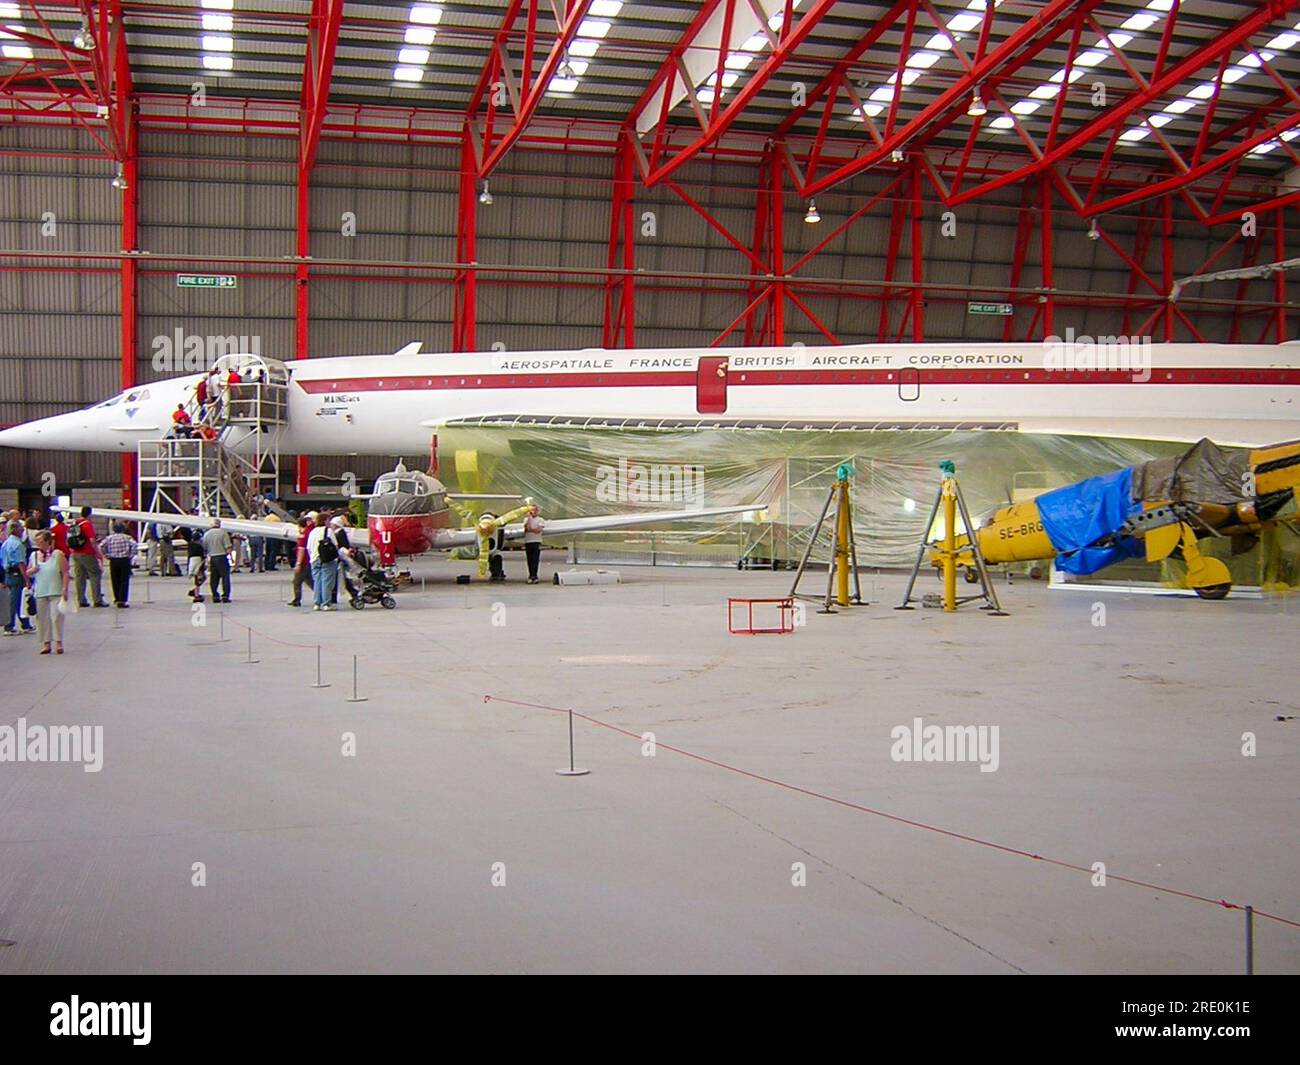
[1,124,1296,487]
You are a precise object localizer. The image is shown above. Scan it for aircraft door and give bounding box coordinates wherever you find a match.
[898,366,921,401]
[696,356,729,414]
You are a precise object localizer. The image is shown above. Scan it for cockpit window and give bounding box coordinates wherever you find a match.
[124,389,150,403]
[376,477,426,497]
[93,395,122,409]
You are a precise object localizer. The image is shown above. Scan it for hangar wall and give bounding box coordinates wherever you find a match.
[1,123,1296,489]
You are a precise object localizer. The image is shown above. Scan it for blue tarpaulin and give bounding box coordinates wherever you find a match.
[1036,467,1143,575]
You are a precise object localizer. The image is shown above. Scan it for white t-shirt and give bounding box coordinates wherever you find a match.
[307,526,344,563]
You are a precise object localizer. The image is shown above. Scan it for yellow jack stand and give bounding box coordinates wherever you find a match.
[789,463,866,614]
[897,461,1007,615]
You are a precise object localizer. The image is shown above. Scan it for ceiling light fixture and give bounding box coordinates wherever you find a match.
[804,200,820,224]
[479,181,493,206]
[967,87,987,116]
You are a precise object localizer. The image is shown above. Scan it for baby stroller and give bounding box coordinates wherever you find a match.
[348,553,397,610]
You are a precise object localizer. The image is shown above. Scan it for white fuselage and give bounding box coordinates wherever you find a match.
[2,341,1298,455]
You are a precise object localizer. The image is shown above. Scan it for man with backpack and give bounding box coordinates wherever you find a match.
[68,506,108,608]
[307,515,345,612]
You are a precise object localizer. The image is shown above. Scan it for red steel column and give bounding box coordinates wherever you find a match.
[1161,194,1174,342]
[1040,171,1054,340]
[453,128,478,352]
[745,153,771,345]
[770,146,785,344]
[910,158,923,341]
[602,134,636,348]
[119,134,138,507]
[1275,206,1288,342]
[879,193,905,341]
[294,167,310,494]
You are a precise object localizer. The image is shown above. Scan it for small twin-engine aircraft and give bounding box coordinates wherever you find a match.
[90,460,757,583]
[937,438,1300,599]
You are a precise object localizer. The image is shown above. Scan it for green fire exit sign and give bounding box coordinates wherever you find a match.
[967,301,1014,315]
[176,274,237,289]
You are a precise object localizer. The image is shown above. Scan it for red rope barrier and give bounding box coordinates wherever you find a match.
[483,694,1300,931]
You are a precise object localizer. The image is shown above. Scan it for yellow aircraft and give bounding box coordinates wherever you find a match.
[939,438,1300,599]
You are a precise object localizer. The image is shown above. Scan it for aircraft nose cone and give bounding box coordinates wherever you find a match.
[0,423,40,448]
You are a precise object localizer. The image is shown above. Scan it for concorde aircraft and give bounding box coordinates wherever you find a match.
[0,339,1298,455]
[89,459,757,580]
[936,437,1300,599]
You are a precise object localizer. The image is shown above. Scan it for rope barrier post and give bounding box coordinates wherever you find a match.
[243,626,259,664]
[1245,905,1254,974]
[311,644,330,688]
[345,654,367,703]
[219,611,230,642]
[555,708,590,777]
[145,579,152,604]
[112,603,122,629]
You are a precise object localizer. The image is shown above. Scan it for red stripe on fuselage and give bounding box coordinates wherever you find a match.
[295,367,1300,393]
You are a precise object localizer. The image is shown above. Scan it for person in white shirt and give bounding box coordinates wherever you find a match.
[202,519,234,603]
[522,506,546,584]
[307,516,345,611]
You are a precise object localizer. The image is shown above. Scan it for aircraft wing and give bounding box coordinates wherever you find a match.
[429,503,759,551]
[89,508,371,549]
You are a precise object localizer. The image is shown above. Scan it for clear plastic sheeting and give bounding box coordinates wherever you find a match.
[436,425,1205,569]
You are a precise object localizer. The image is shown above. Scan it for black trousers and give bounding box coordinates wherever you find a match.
[108,557,132,605]
[209,556,232,601]
[525,542,541,580]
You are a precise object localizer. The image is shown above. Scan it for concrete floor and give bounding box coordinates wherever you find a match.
[0,553,1296,974]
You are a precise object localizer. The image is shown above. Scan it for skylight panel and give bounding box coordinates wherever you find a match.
[1121,13,1158,32]
[393,5,441,85]
[198,0,237,74]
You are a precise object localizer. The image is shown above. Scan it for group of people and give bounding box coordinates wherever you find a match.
[1,505,112,656]
[169,365,268,440]
[2,492,549,652]
[288,509,359,611]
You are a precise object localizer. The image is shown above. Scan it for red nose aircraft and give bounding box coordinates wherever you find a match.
[89,460,758,581]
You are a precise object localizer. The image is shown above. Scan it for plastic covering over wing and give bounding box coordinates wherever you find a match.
[89,508,371,548]
[430,504,757,550]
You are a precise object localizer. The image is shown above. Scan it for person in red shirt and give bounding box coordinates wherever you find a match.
[171,404,192,438]
[288,514,315,608]
[194,376,209,421]
[50,511,69,556]
[70,505,108,608]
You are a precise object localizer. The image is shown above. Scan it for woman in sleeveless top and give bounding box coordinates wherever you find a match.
[30,529,69,655]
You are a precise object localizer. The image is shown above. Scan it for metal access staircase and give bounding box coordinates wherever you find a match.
[137,354,290,519]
